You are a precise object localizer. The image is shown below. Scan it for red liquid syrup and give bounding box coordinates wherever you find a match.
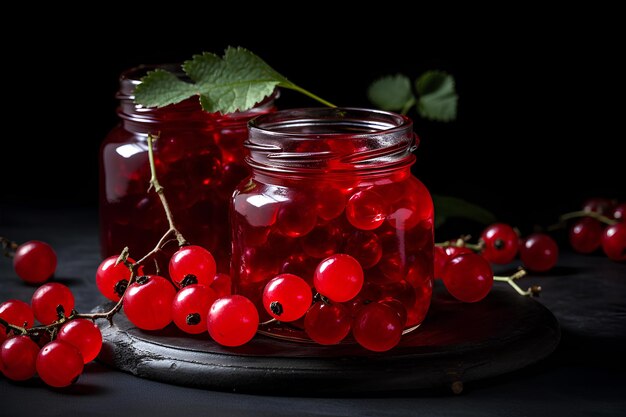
[231,108,434,340]
[99,65,275,272]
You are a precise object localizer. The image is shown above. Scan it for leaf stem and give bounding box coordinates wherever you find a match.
[400,96,416,115]
[283,84,336,108]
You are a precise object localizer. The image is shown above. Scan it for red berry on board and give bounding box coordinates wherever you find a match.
[314,254,364,302]
[31,283,75,325]
[171,285,218,334]
[58,319,103,363]
[262,274,312,322]
[442,253,493,303]
[36,340,84,387]
[582,198,615,216]
[96,256,142,302]
[0,300,35,343]
[612,203,626,221]
[123,275,176,330]
[13,240,57,284]
[207,295,259,347]
[601,223,626,262]
[569,217,603,254]
[304,302,351,345]
[480,223,519,264]
[352,302,403,352]
[0,335,39,381]
[520,233,559,272]
[169,245,217,289]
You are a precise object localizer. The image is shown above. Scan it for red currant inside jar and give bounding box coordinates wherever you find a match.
[231,108,434,344]
[99,65,276,272]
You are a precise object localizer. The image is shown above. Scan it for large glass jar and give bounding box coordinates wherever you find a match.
[231,108,434,341]
[100,65,275,272]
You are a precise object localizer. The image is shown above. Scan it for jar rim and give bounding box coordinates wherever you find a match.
[248,107,412,138]
[245,107,417,175]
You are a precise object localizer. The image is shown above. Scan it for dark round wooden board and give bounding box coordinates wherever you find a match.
[95,284,560,395]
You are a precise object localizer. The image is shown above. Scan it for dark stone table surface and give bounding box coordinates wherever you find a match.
[1,204,625,417]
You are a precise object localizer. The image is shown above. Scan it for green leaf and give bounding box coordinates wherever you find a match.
[367,74,415,112]
[432,195,496,228]
[415,71,458,121]
[133,70,197,108]
[134,46,334,114]
[183,48,287,114]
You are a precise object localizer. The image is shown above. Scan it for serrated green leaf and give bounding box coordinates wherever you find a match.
[134,46,333,114]
[415,71,458,121]
[367,74,415,112]
[433,195,496,228]
[184,48,287,113]
[133,69,197,108]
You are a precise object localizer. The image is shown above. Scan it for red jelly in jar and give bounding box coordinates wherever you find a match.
[231,108,434,341]
[99,65,275,271]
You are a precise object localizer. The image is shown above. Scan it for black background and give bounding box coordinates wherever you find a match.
[1,14,623,233]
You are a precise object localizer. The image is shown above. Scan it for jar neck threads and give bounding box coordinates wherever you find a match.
[245,108,417,177]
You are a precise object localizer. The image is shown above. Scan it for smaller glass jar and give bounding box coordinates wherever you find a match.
[99,65,275,272]
[231,108,434,342]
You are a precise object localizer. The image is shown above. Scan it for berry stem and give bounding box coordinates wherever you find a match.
[436,237,483,252]
[147,134,187,247]
[494,269,540,297]
[0,236,18,258]
[548,210,617,231]
[2,133,189,335]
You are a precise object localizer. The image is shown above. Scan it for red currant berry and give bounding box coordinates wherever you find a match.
[207,295,259,347]
[601,223,626,262]
[379,298,408,327]
[31,283,75,325]
[301,224,341,259]
[262,274,312,322]
[569,217,603,254]
[304,302,351,345]
[210,273,232,298]
[13,240,57,284]
[95,255,142,302]
[123,275,176,330]
[344,231,382,269]
[442,253,493,303]
[316,186,346,220]
[0,300,35,342]
[352,302,403,352]
[480,223,519,264]
[169,245,216,289]
[583,198,615,215]
[171,285,217,334]
[520,233,559,272]
[36,340,84,387]
[346,189,388,230]
[276,198,317,238]
[612,203,626,221]
[444,246,474,258]
[0,335,39,381]
[57,319,103,363]
[314,254,364,302]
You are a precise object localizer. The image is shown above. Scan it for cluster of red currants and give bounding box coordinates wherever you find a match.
[101,244,404,352]
[567,198,626,261]
[435,223,559,303]
[1,241,102,387]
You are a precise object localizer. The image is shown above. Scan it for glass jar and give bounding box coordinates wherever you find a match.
[100,65,275,272]
[231,108,434,341]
